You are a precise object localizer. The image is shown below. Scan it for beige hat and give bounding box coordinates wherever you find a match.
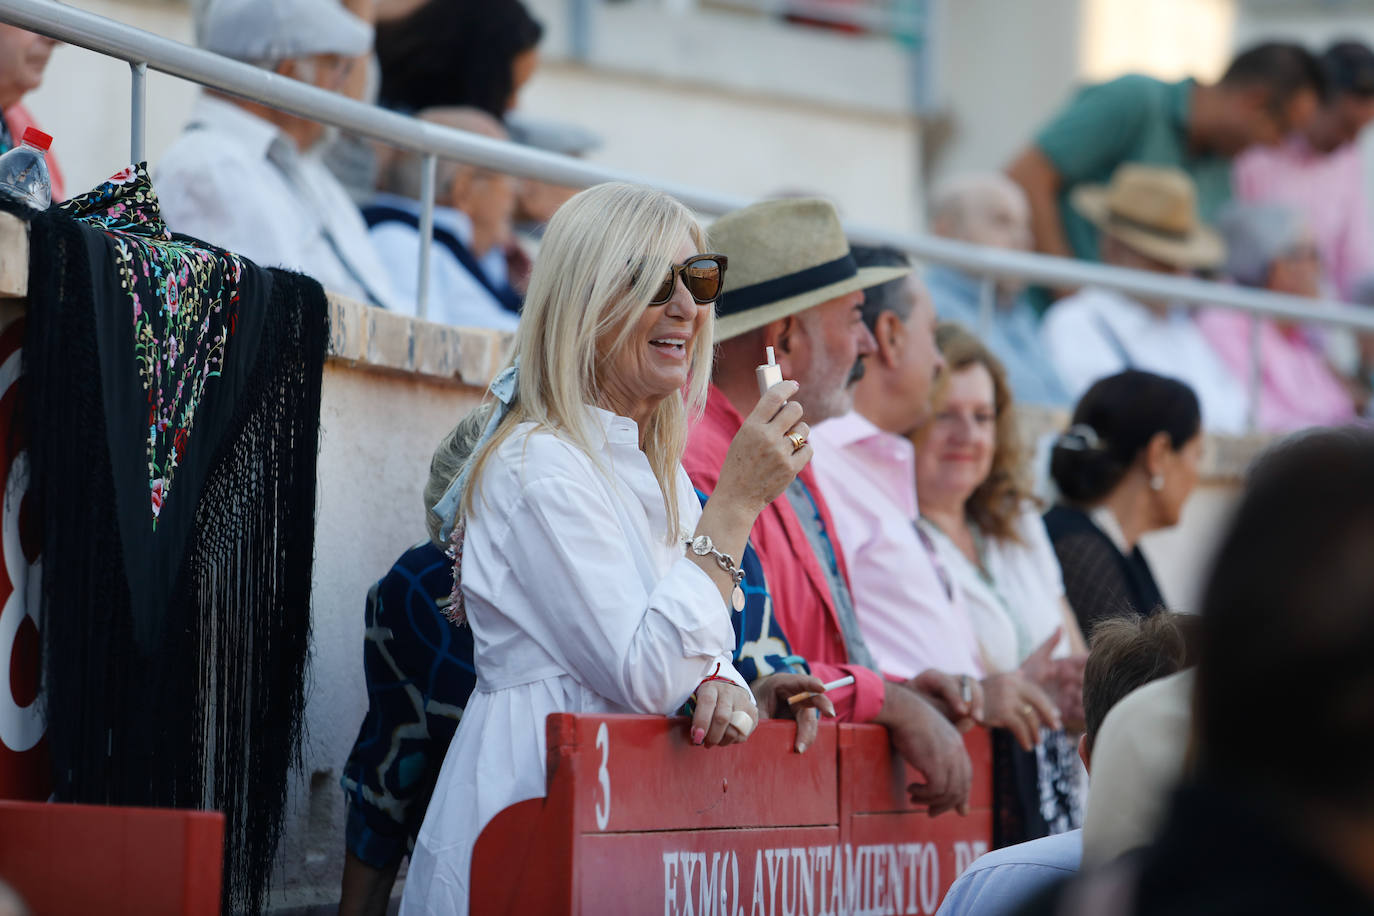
[1071,164,1225,270]
[710,198,911,341]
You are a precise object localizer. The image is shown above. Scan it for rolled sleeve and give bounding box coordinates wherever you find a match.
[809,661,886,723]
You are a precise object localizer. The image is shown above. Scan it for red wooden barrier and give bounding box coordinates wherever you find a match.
[0,800,224,915]
[471,715,992,916]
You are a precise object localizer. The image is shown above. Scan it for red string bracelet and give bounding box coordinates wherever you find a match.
[692,662,736,701]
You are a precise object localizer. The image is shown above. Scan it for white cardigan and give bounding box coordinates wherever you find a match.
[401,407,748,915]
[921,507,1072,672]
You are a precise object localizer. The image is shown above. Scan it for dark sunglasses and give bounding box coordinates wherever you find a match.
[649,254,729,305]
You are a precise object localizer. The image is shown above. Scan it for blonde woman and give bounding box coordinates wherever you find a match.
[401,184,821,914]
[914,323,1089,841]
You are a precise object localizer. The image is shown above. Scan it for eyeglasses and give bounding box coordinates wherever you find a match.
[650,254,729,305]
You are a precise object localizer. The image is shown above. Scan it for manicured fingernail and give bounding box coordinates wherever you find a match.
[796,741,807,754]
[692,727,706,745]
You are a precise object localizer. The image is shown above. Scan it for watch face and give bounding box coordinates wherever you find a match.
[691,534,712,555]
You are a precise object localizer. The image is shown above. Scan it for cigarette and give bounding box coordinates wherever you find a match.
[787,675,856,705]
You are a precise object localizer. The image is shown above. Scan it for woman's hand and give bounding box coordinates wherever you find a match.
[979,672,1061,752]
[714,380,812,517]
[906,669,984,733]
[690,680,758,748]
[751,672,836,754]
[1018,628,1086,733]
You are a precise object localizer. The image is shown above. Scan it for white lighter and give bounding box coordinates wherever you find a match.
[755,346,784,396]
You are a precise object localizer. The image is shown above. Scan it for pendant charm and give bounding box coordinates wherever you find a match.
[731,585,746,612]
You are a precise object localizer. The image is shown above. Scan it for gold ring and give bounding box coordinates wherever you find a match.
[787,432,807,452]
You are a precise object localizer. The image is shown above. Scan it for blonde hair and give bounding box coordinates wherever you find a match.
[460,182,712,540]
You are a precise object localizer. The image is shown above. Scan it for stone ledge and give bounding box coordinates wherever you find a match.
[324,294,512,387]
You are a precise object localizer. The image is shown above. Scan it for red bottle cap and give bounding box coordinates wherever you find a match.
[21,127,51,151]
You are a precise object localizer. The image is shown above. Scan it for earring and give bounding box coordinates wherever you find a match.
[1150,474,1165,492]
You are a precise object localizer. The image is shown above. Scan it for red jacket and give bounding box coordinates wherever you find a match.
[683,385,886,723]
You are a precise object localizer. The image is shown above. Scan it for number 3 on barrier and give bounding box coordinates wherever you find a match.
[594,721,611,831]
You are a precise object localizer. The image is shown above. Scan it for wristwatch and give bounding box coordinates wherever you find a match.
[686,534,746,612]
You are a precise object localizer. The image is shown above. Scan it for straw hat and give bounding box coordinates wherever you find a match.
[1071,164,1225,270]
[710,198,910,341]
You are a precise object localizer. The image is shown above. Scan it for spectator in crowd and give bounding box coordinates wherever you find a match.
[1007,41,1324,305]
[685,201,976,818]
[1236,41,1374,300]
[913,322,1088,839]
[156,0,405,311]
[365,107,522,330]
[337,412,487,916]
[403,183,822,914]
[1078,667,1195,868]
[1198,202,1355,431]
[937,611,1200,916]
[0,24,63,200]
[806,249,1064,781]
[1024,428,1374,915]
[375,0,542,119]
[1041,164,1249,434]
[1044,371,1202,633]
[925,175,1069,406]
[506,112,601,251]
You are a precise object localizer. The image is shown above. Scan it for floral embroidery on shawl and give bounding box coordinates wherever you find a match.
[60,163,245,528]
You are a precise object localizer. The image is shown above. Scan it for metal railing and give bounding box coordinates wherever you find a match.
[3,0,1373,430]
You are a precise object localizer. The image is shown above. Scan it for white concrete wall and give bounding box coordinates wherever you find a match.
[272,364,485,910]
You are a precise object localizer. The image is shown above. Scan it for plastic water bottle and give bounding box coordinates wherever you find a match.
[0,126,52,216]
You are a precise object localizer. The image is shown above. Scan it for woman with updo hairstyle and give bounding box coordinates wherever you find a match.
[1045,370,1203,634]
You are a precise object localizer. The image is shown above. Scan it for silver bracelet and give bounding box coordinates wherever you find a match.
[686,534,746,611]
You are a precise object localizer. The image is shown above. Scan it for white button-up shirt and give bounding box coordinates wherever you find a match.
[1041,286,1249,434]
[810,411,986,680]
[154,94,405,311]
[402,407,748,915]
[367,192,519,331]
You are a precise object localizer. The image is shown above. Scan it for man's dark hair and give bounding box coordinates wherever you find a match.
[376,0,544,120]
[851,245,912,332]
[1197,428,1374,813]
[1322,40,1374,99]
[1082,611,1201,755]
[1220,41,1327,102]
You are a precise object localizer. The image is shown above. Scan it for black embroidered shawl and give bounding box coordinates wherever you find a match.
[22,164,328,914]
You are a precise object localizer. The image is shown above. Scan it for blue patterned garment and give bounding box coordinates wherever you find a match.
[340,541,478,867]
[694,489,809,685]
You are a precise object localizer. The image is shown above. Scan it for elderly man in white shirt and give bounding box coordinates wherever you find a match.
[1041,164,1249,435]
[155,0,405,312]
[365,107,521,331]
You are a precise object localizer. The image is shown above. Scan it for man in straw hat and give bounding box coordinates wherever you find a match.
[1041,163,1249,434]
[685,198,974,815]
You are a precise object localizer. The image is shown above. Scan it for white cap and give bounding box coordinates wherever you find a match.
[200,0,373,63]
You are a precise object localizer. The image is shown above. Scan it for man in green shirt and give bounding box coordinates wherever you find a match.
[1007,43,1325,293]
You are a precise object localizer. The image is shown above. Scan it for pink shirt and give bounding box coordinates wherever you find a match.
[810,411,985,680]
[1234,137,1374,300]
[1197,308,1355,432]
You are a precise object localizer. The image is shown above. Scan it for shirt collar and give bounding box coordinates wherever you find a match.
[586,404,641,446]
[192,93,286,162]
[814,410,918,515]
[369,191,476,246]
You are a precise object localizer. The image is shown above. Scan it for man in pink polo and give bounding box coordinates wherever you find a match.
[685,199,975,816]
[810,246,1061,739]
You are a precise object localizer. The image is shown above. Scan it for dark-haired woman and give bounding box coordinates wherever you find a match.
[1045,370,1203,634]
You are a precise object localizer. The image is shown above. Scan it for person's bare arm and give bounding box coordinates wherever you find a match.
[872,681,972,816]
[338,851,400,916]
[1006,146,1072,260]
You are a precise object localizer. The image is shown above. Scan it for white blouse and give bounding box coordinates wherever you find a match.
[401,407,749,915]
[921,507,1072,673]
